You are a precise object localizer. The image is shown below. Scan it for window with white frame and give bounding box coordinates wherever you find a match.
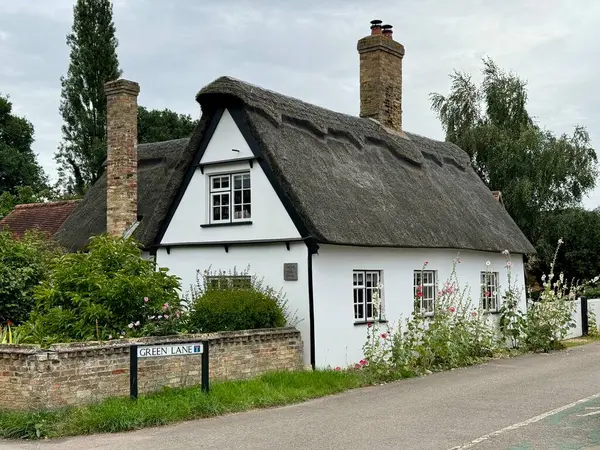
[353,270,383,322]
[207,275,252,290]
[414,270,436,314]
[480,271,499,312]
[209,172,251,223]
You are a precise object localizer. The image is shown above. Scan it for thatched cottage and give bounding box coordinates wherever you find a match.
[54,21,534,368]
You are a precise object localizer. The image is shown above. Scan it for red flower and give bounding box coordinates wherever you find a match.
[7,320,12,327]
[359,359,368,366]
[471,311,477,317]
[334,366,341,371]
[416,292,423,298]
[380,332,388,339]
[449,306,456,313]
[367,322,373,328]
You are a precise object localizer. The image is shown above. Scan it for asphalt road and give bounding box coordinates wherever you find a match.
[3,342,600,450]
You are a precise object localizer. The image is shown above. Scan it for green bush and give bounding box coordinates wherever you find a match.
[188,288,286,333]
[0,230,60,326]
[26,234,182,344]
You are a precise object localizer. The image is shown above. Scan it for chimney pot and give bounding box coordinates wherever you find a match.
[370,19,383,35]
[382,24,393,38]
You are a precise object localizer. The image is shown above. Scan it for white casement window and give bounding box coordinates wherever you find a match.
[353,270,383,322]
[207,275,252,290]
[414,270,436,314]
[481,271,500,312]
[209,172,251,223]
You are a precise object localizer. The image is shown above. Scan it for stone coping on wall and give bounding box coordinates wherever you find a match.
[0,327,300,357]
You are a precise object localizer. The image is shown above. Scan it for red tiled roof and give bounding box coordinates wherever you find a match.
[0,200,79,239]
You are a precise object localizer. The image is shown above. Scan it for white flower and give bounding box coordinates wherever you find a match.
[485,261,491,266]
[134,321,140,327]
[558,238,564,245]
[108,335,113,340]
[502,249,509,255]
[541,274,546,281]
[128,323,134,329]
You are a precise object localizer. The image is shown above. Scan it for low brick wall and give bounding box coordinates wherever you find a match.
[0,328,303,411]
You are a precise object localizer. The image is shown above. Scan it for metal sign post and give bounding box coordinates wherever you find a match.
[129,340,209,400]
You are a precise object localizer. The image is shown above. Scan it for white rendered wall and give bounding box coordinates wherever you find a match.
[311,245,527,369]
[155,242,311,365]
[161,115,300,245]
[199,109,253,164]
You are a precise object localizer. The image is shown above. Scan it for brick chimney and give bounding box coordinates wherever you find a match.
[104,79,140,236]
[357,20,405,132]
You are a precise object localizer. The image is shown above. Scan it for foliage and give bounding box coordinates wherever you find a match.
[0,231,60,326]
[25,235,181,344]
[499,241,577,352]
[533,208,600,284]
[138,106,198,144]
[187,266,299,328]
[0,94,48,204]
[362,259,499,380]
[186,267,289,333]
[430,58,597,274]
[55,0,122,195]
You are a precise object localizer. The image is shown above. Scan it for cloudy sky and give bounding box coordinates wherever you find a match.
[1,0,599,207]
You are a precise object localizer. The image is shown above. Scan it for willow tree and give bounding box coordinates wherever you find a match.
[430,58,597,246]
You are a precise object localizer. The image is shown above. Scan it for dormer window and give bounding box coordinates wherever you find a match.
[209,171,251,223]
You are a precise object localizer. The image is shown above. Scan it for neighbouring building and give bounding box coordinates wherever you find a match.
[0,200,79,239]
[53,20,535,369]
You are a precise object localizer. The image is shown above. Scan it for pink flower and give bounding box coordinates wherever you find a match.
[359,359,368,366]
[143,297,149,303]
[164,314,169,319]
[471,311,477,317]
[175,311,181,319]
[367,322,373,328]
[380,332,388,339]
[334,366,341,371]
[485,291,491,297]
[506,261,513,268]
[424,261,429,266]
[354,363,361,369]
[417,291,423,298]
[449,306,456,313]
[163,303,169,311]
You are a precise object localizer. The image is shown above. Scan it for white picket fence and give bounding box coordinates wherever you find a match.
[565,298,600,339]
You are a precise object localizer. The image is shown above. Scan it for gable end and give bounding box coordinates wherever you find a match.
[153,106,313,247]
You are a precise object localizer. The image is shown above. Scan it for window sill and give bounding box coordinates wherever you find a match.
[201,221,253,228]
[353,320,388,326]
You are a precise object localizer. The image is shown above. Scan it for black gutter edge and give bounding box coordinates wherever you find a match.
[306,238,319,370]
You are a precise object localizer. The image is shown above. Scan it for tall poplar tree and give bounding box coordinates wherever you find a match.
[56,0,121,195]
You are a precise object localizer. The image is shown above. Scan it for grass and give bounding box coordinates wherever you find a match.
[0,369,409,440]
[562,333,600,348]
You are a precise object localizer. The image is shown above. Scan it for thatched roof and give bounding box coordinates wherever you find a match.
[53,138,193,251]
[55,76,535,254]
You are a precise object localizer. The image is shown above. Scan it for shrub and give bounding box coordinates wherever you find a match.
[186,267,290,333]
[500,240,577,352]
[0,230,60,326]
[188,289,286,333]
[26,234,182,344]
